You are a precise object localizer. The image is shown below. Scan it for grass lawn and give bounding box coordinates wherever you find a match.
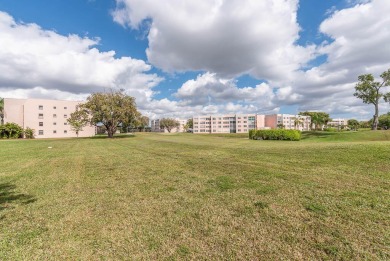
[0,131,389,260]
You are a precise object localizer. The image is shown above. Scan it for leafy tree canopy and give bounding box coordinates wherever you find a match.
[159,118,179,133]
[378,112,390,129]
[67,108,90,137]
[79,90,140,138]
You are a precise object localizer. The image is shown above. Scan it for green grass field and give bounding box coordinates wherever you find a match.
[1,131,389,260]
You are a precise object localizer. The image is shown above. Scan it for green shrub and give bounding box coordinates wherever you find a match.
[0,122,23,139]
[249,129,301,141]
[24,127,35,139]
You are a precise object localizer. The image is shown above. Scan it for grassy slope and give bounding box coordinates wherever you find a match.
[0,132,389,260]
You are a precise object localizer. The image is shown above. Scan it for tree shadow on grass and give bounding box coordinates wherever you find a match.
[301,132,339,140]
[0,183,36,212]
[90,134,136,139]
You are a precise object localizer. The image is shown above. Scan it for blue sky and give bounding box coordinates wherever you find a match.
[0,0,389,119]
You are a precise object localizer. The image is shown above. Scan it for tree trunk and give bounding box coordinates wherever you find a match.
[107,126,115,138]
[372,104,379,130]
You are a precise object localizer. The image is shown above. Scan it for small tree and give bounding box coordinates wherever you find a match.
[67,108,90,137]
[24,127,35,139]
[137,116,150,132]
[354,69,390,130]
[184,118,193,132]
[347,119,359,131]
[378,112,390,130]
[160,118,180,133]
[79,90,139,138]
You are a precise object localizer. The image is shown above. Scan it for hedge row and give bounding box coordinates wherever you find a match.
[249,129,301,141]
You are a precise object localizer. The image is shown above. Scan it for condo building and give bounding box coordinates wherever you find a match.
[3,98,96,138]
[264,114,311,131]
[193,114,268,133]
[327,118,348,127]
[193,113,311,133]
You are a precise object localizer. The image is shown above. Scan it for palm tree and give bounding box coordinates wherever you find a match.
[293,116,304,130]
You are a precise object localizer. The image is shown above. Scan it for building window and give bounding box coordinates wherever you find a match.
[39,122,43,126]
[53,106,56,109]
[64,122,67,125]
[53,122,56,125]
[53,130,57,134]
[64,130,67,134]
[64,107,67,109]
[38,130,44,135]
[39,105,43,110]
[38,114,43,119]
[53,114,57,118]
[64,114,67,118]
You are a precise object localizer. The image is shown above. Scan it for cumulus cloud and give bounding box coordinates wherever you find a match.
[0,11,162,104]
[174,72,276,113]
[274,0,390,118]
[113,0,315,80]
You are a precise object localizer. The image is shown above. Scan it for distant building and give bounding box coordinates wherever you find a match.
[192,113,311,133]
[327,118,348,127]
[151,118,188,133]
[3,98,96,138]
[265,114,311,131]
[192,114,270,134]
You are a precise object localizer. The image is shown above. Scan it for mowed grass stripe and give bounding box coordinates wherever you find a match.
[0,132,389,260]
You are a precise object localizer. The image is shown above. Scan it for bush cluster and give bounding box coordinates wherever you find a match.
[0,123,35,139]
[249,129,301,141]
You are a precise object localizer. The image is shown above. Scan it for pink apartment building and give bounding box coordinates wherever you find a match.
[264,114,311,131]
[3,98,96,138]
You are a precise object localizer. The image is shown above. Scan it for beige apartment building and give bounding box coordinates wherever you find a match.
[193,113,311,133]
[327,118,348,128]
[265,114,311,131]
[193,114,269,134]
[3,98,96,138]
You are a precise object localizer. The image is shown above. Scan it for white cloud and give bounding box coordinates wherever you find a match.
[0,11,162,104]
[113,0,315,81]
[273,0,390,118]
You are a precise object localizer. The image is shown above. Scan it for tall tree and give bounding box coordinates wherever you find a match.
[159,118,179,133]
[79,90,139,138]
[67,108,90,137]
[0,97,4,125]
[354,69,390,130]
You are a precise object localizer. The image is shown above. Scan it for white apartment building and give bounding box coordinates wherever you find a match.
[151,118,187,133]
[265,114,311,131]
[193,114,269,134]
[327,118,348,127]
[3,98,96,138]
